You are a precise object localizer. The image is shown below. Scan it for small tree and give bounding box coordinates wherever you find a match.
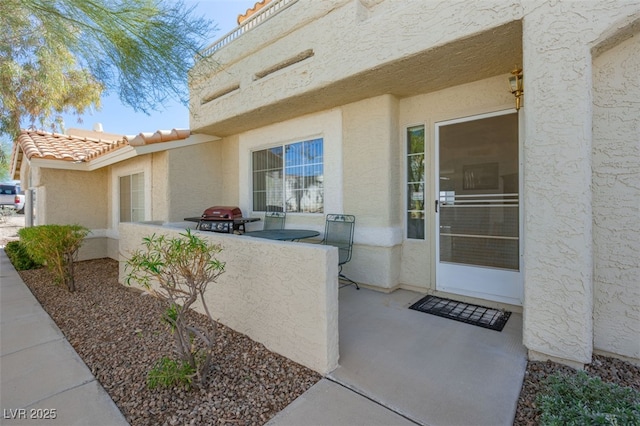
[18,224,89,292]
[125,230,225,386]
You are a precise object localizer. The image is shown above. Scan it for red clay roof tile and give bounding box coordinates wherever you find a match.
[238,0,272,24]
[15,128,191,163]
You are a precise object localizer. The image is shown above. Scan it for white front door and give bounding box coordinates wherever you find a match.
[435,111,523,305]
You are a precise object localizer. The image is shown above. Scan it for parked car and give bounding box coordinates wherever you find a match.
[0,183,25,213]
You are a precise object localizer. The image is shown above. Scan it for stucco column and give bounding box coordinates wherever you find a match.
[342,94,402,288]
[521,3,595,366]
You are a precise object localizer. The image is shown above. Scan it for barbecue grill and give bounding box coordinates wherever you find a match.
[186,206,259,233]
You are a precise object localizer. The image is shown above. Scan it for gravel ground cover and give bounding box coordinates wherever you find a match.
[17,259,321,426]
[9,248,640,425]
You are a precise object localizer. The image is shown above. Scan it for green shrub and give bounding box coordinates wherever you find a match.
[147,356,195,390]
[536,370,640,426]
[4,240,43,270]
[18,224,90,292]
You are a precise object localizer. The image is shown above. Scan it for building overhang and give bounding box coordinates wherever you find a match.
[192,16,522,137]
[14,133,220,175]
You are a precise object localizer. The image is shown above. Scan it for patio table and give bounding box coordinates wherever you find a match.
[242,229,320,241]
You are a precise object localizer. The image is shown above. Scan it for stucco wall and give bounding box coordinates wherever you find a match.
[522,1,640,365]
[151,152,169,221]
[592,34,640,361]
[32,168,109,260]
[35,168,108,228]
[341,95,401,288]
[118,222,339,374]
[190,0,522,136]
[218,135,241,207]
[166,142,223,221]
[183,0,640,366]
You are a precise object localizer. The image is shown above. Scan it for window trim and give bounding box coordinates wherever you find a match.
[405,124,426,240]
[251,137,324,214]
[119,172,145,223]
[110,160,152,235]
[238,109,343,218]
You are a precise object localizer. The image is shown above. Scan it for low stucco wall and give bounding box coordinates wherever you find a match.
[77,235,108,261]
[117,222,340,375]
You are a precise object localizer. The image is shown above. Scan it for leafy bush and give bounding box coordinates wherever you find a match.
[536,370,640,425]
[125,230,225,387]
[18,224,90,292]
[147,356,196,390]
[4,240,43,270]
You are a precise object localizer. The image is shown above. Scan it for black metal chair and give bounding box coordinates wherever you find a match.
[322,214,359,289]
[263,211,286,230]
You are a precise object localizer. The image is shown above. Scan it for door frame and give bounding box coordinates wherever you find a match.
[434,109,524,306]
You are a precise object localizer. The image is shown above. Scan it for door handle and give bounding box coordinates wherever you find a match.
[435,200,439,213]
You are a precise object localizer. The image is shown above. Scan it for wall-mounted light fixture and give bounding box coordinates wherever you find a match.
[508,66,523,110]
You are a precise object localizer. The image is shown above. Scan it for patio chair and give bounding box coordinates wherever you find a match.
[263,211,286,230]
[322,214,359,289]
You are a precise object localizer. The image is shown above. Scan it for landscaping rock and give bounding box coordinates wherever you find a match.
[18,259,320,426]
[15,258,640,425]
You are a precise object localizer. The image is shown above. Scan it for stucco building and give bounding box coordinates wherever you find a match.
[12,0,639,371]
[187,0,639,368]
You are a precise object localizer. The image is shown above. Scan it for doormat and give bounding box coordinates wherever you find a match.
[409,295,511,332]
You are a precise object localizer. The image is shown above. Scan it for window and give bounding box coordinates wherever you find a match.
[119,172,145,222]
[407,126,425,239]
[253,138,323,213]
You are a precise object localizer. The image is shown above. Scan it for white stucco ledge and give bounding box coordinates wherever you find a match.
[117,222,340,375]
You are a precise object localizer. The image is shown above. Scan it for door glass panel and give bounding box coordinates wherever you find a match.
[439,113,519,270]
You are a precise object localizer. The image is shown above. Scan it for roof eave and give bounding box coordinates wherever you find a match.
[25,133,220,172]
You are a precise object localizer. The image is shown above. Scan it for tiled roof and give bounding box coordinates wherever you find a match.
[238,0,272,24]
[15,128,191,163]
[125,128,191,146]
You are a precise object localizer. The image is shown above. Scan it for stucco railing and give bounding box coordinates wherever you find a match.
[118,222,339,374]
[198,0,298,58]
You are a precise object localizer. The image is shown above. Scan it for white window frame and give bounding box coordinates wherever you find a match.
[119,172,145,223]
[251,138,324,213]
[406,124,426,240]
[110,160,152,236]
[238,109,343,217]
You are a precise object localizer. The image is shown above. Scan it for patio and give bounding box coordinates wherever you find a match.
[270,286,528,426]
[120,221,527,424]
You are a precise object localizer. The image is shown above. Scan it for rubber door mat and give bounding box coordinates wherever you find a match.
[409,295,511,332]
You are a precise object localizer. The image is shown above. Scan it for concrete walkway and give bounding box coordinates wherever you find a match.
[1,247,526,426]
[0,252,128,425]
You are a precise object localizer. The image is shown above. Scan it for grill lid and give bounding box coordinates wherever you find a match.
[201,206,243,219]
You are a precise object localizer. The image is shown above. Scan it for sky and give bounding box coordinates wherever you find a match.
[61,0,258,136]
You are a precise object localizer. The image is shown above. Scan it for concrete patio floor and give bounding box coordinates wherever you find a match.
[269,286,528,426]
